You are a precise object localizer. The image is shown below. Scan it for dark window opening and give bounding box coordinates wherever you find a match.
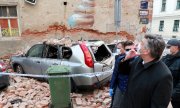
[159,20,164,31]
[173,20,179,32]
[93,45,111,62]
[25,0,36,3]
[62,47,72,59]
[177,0,180,9]
[64,2,67,6]
[161,0,166,12]
[0,6,7,17]
[9,6,17,17]
[46,46,58,59]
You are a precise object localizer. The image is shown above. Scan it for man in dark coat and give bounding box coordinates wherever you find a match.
[162,39,180,108]
[118,34,173,108]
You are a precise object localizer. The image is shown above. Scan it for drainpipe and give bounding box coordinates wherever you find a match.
[114,0,121,40]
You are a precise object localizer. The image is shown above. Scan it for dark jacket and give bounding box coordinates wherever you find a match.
[119,56,173,108]
[162,51,180,101]
[110,54,129,92]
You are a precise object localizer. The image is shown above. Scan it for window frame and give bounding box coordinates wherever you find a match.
[173,20,179,32]
[0,5,19,37]
[161,0,166,12]
[177,0,180,9]
[0,6,17,18]
[159,20,164,31]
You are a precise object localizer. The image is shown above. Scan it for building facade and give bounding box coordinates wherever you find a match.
[0,0,153,56]
[0,0,152,38]
[151,0,180,39]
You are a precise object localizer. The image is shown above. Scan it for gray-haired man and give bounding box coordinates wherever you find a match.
[118,34,173,108]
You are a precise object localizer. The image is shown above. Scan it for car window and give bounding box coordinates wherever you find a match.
[93,44,111,61]
[45,45,58,59]
[27,44,44,57]
[107,44,116,53]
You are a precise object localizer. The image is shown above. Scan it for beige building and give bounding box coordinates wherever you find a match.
[0,0,152,56]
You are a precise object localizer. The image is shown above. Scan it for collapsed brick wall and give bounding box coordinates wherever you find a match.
[0,24,134,59]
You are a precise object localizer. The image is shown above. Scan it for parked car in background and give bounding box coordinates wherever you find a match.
[10,39,114,90]
[0,60,9,90]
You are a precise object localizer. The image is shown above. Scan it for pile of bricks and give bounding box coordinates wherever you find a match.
[0,76,111,108]
[0,76,50,108]
[71,88,111,108]
[0,76,172,108]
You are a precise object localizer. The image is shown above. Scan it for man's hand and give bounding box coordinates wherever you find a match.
[124,50,139,61]
[109,88,114,97]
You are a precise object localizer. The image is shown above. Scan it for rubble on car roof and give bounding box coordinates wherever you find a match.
[43,37,73,47]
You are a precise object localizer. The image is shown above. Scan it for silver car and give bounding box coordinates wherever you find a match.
[10,40,113,89]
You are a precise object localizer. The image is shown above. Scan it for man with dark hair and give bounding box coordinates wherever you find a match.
[118,34,173,108]
[110,40,136,108]
[114,42,125,60]
[162,39,180,108]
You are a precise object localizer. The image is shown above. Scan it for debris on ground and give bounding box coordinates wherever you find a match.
[0,76,50,108]
[0,76,111,108]
[0,76,173,108]
[71,87,111,108]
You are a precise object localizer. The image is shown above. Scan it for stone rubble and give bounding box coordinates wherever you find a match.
[0,76,173,108]
[0,76,112,108]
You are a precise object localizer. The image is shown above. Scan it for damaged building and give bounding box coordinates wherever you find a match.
[0,0,152,56]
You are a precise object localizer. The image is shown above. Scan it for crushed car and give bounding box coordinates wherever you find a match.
[0,60,9,90]
[10,38,114,90]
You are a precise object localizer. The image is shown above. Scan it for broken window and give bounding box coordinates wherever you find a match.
[61,46,72,59]
[46,45,58,59]
[93,45,111,62]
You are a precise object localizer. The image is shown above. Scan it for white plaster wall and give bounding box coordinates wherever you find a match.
[152,0,180,39]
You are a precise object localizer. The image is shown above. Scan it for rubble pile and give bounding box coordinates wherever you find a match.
[71,87,111,108]
[0,76,173,108]
[0,76,50,108]
[0,76,111,108]
[44,37,74,47]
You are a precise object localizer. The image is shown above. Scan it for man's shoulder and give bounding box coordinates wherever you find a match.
[156,61,172,75]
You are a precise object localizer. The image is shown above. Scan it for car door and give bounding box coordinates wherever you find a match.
[40,45,62,75]
[23,44,45,75]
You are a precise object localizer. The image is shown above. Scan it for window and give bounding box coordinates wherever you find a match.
[8,6,17,17]
[173,20,179,32]
[27,44,44,57]
[177,0,180,9]
[159,21,164,31]
[161,0,166,12]
[0,6,19,37]
[46,45,58,59]
[0,6,7,17]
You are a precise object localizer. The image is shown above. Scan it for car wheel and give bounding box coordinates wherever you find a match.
[15,65,24,74]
